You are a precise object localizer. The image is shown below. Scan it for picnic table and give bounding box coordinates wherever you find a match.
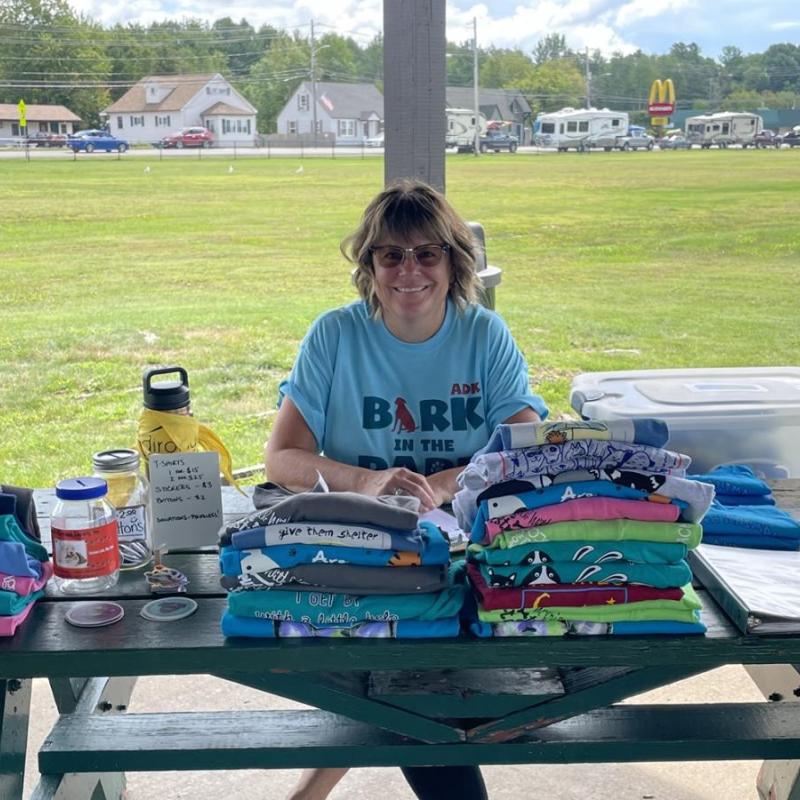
[2,482,800,800]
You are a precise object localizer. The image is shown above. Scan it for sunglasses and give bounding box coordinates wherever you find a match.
[369,243,450,269]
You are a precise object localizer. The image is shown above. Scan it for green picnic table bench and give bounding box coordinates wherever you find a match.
[2,482,800,800]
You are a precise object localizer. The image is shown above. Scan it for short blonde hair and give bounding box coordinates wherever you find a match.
[342,179,481,315]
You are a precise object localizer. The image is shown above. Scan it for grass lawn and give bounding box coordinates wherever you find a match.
[1,150,798,486]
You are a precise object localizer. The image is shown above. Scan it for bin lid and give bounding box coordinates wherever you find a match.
[571,367,800,419]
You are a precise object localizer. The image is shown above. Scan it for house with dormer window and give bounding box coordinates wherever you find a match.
[277,81,384,144]
[102,73,257,146]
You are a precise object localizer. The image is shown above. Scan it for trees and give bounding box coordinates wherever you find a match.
[1,7,798,137]
[0,0,111,125]
[243,31,309,133]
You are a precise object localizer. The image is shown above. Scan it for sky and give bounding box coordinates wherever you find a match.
[67,0,800,59]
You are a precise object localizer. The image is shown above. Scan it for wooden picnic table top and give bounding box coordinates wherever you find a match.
[4,480,800,800]
[1,480,799,679]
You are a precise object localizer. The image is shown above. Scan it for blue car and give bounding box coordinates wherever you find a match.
[69,129,129,154]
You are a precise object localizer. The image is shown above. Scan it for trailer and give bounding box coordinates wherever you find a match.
[445,108,487,153]
[533,107,629,151]
[684,112,763,149]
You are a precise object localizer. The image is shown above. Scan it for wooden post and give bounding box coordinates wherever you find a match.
[383,0,446,191]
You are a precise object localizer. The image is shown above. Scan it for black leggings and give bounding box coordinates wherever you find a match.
[400,765,488,800]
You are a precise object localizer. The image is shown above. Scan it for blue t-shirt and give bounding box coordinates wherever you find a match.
[279,299,547,475]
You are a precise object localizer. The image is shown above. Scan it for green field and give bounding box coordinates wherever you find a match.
[1,150,798,486]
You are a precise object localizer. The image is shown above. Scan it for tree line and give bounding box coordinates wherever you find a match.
[1,0,799,130]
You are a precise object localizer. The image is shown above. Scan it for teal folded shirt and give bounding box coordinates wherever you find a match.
[468,539,688,566]
[0,515,48,562]
[0,588,44,616]
[227,583,466,626]
[478,560,692,590]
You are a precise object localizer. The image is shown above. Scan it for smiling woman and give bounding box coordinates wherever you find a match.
[264,180,548,799]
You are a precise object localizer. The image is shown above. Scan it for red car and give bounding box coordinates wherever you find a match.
[159,127,214,149]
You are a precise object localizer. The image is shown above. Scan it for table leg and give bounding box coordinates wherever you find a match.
[29,677,136,800]
[467,664,708,743]
[0,678,32,800]
[218,670,465,743]
[748,665,800,800]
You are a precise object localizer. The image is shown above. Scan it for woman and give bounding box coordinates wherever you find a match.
[266,179,547,800]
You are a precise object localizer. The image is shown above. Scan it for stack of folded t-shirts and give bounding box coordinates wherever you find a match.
[0,491,51,637]
[453,419,716,637]
[218,480,463,638]
[692,464,800,550]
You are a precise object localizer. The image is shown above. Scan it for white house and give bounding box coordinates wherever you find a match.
[0,103,81,139]
[277,81,383,144]
[103,73,257,146]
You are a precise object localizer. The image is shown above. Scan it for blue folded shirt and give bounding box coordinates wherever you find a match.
[692,464,772,497]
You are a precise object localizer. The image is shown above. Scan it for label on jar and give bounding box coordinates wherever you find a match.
[52,520,120,579]
[116,505,147,542]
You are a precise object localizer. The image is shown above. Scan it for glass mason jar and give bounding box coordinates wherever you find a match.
[93,448,152,570]
[51,477,120,594]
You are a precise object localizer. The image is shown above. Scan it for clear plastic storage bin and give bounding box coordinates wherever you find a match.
[570,366,800,478]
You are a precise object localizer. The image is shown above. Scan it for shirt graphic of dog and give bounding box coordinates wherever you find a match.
[393,397,417,433]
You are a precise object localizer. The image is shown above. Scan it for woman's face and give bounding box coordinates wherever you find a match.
[370,232,452,342]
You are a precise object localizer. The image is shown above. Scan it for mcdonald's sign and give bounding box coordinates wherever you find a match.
[648,79,675,116]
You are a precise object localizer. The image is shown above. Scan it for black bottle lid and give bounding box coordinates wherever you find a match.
[142,366,190,412]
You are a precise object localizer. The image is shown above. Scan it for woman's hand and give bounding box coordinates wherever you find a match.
[426,467,464,508]
[357,467,437,512]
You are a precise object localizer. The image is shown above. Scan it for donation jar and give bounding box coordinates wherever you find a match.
[50,477,120,594]
[93,448,152,570]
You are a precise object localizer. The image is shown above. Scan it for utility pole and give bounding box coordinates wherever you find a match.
[310,19,318,147]
[473,17,480,156]
[585,46,591,109]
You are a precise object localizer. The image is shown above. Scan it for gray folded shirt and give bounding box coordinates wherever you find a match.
[224,562,448,595]
[218,480,421,546]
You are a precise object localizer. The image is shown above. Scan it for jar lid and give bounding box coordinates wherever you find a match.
[93,448,140,473]
[55,477,108,501]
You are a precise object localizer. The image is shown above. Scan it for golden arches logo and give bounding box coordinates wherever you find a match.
[648,79,676,115]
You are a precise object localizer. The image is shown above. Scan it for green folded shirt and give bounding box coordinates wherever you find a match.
[484,519,702,551]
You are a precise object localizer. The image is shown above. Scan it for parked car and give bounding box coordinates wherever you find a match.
[364,131,384,147]
[616,126,655,151]
[479,130,518,153]
[585,126,654,151]
[69,130,128,153]
[781,127,800,148]
[26,132,68,148]
[159,127,214,149]
[659,134,692,150]
[753,129,783,149]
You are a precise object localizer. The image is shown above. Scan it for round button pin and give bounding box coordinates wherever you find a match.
[140,597,198,622]
[65,601,124,628]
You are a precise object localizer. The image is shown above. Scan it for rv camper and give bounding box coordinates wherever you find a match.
[534,107,629,151]
[684,112,763,148]
[446,108,487,153]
